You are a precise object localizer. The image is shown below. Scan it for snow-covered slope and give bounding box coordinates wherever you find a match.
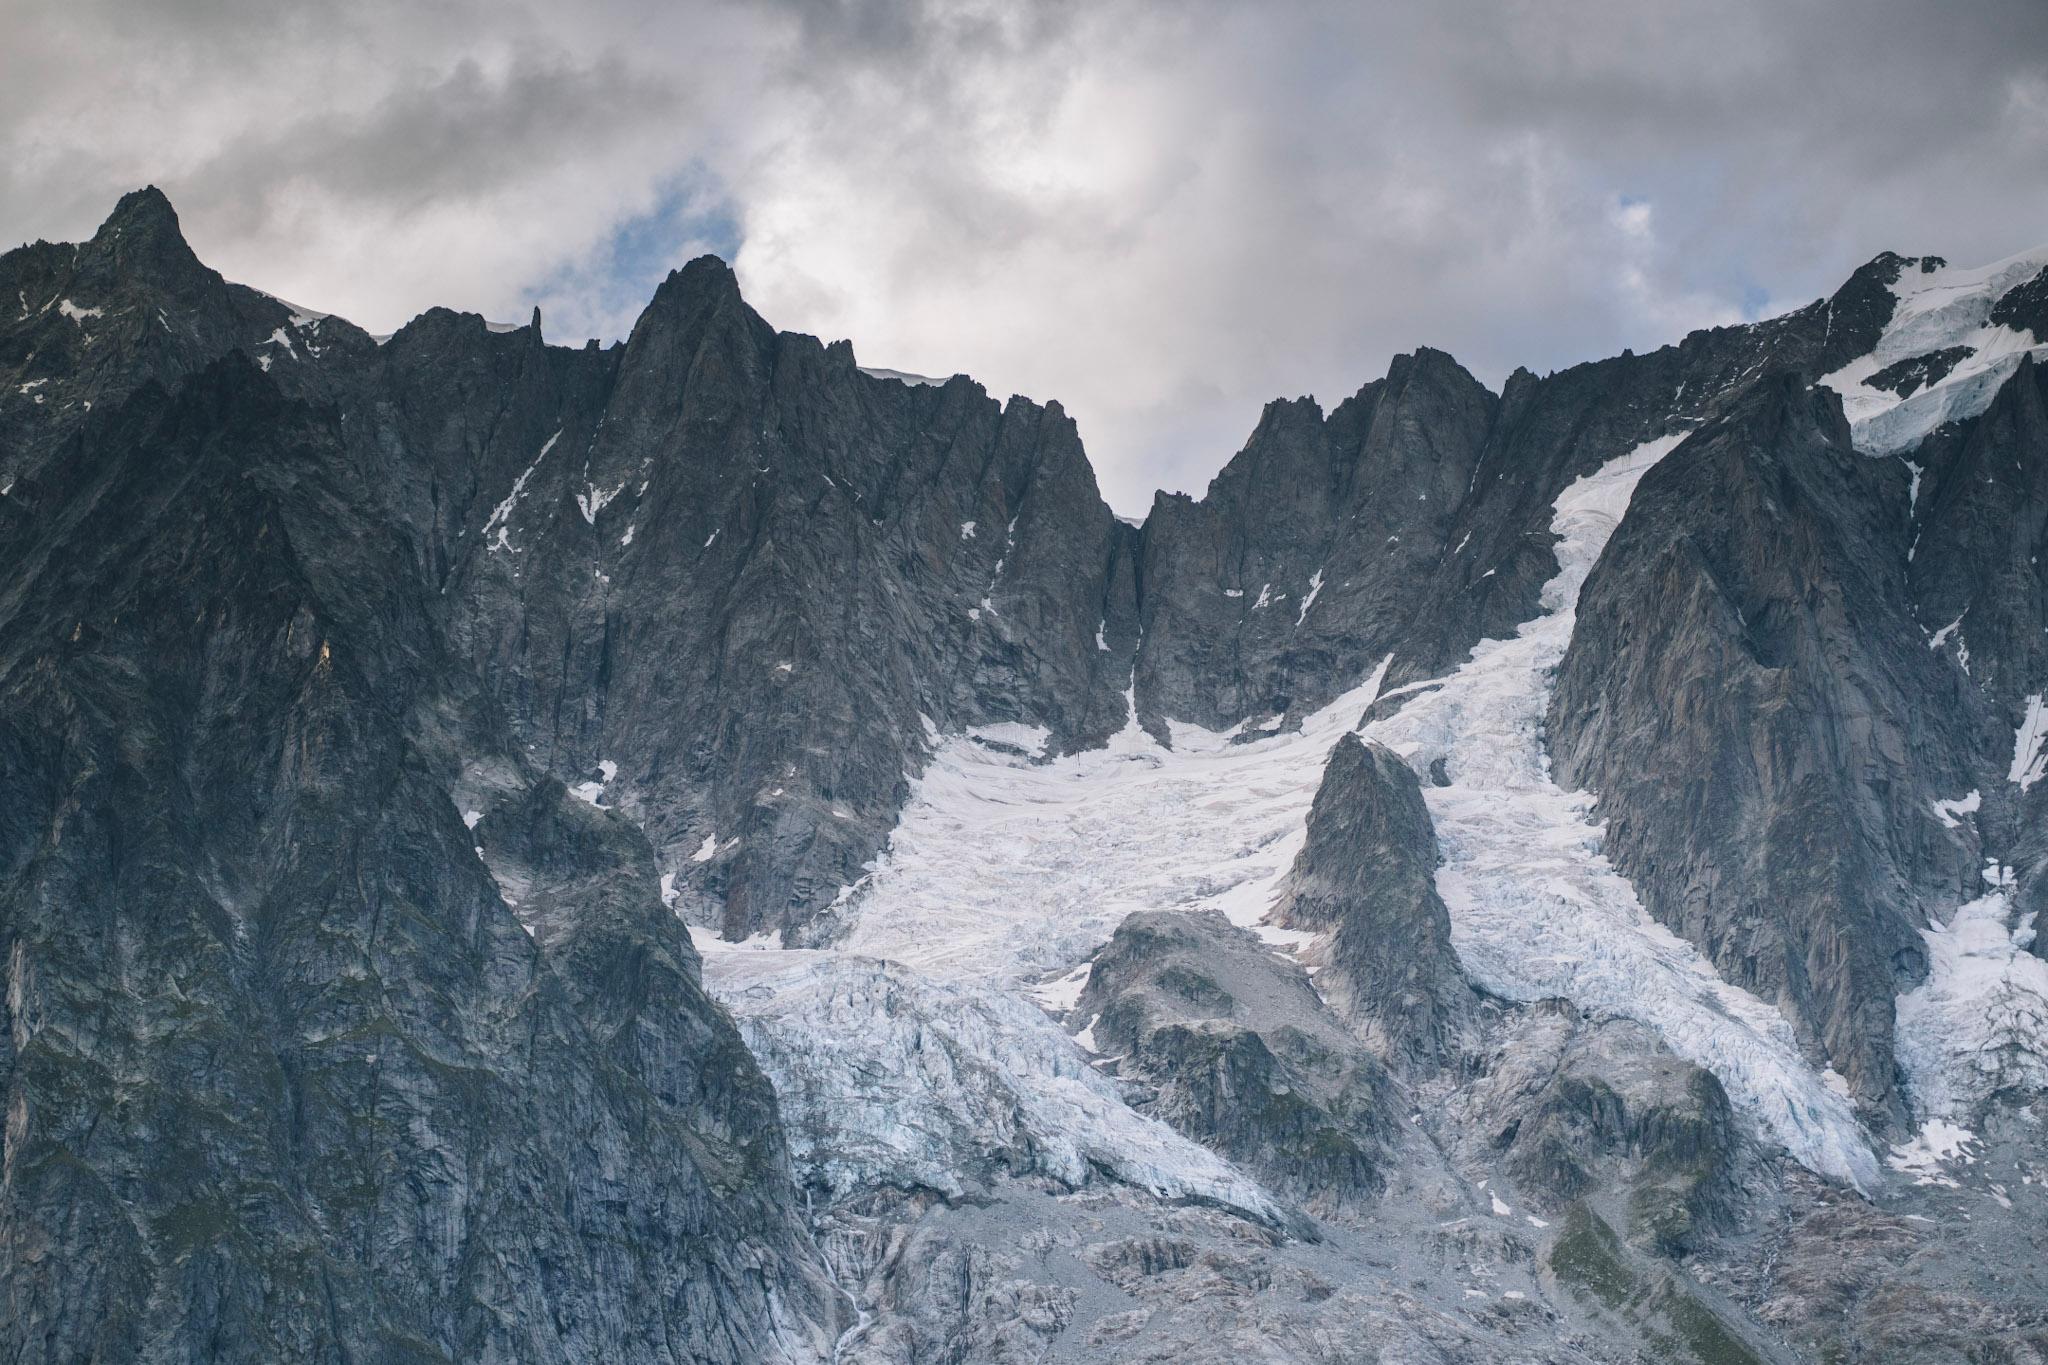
[1822,245,2048,456]
[831,672,1389,989]
[690,678,1390,1221]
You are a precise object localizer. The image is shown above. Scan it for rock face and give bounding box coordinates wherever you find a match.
[1132,349,1496,732]
[1071,910,1399,1215]
[1547,375,1984,1122]
[1375,250,1908,698]
[0,356,838,1360]
[1463,1002,1739,1256]
[0,188,309,490]
[9,186,2048,1364]
[1273,733,1476,1071]
[1904,356,2048,947]
[417,259,1137,940]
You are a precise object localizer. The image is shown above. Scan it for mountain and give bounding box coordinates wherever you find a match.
[3,189,2048,1363]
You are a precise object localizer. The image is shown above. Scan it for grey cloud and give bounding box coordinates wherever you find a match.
[175,54,692,225]
[3,0,2044,510]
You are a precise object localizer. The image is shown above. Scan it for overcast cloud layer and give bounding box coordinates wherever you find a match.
[6,0,2047,511]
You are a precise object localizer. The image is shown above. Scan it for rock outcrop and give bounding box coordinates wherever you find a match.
[1072,910,1399,1216]
[0,356,838,1361]
[1274,734,1477,1071]
[1132,349,1495,732]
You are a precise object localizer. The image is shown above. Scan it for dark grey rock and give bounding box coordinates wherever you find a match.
[1867,345,1974,398]
[1467,1002,1739,1256]
[1132,349,1496,733]
[390,258,1134,941]
[1272,734,1477,1072]
[1072,910,1398,1217]
[0,187,338,494]
[1906,356,2048,944]
[1989,263,2048,338]
[1380,250,1910,694]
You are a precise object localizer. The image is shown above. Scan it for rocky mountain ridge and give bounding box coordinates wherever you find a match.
[4,188,2048,1362]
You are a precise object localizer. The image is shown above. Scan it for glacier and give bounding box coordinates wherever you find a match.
[1360,434,1878,1188]
[1894,862,2048,1124]
[697,432,1882,1194]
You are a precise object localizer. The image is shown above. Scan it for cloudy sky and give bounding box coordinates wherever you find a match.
[6,0,2047,511]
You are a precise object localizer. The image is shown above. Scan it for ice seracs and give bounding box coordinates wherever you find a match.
[1822,244,2048,457]
[1894,860,2048,1126]
[701,948,1284,1225]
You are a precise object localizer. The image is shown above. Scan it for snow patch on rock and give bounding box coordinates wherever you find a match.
[1930,790,1982,829]
[2008,694,2048,791]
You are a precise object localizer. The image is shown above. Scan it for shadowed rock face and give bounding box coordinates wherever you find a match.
[1132,349,1497,733]
[1908,357,2048,719]
[0,187,312,487]
[1073,911,1399,1217]
[1547,374,1986,1124]
[1274,734,1476,1072]
[1905,357,2048,940]
[0,348,838,1358]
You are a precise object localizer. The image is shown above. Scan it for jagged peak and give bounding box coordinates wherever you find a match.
[652,253,744,311]
[96,185,183,242]
[1385,344,1487,392]
[77,185,213,294]
[623,251,773,364]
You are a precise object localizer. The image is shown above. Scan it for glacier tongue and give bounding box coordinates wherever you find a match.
[700,946,1285,1224]
[1894,863,2048,1124]
[1360,434,1880,1189]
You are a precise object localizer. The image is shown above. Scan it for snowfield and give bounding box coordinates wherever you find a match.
[1821,244,2048,457]
[833,669,1391,988]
